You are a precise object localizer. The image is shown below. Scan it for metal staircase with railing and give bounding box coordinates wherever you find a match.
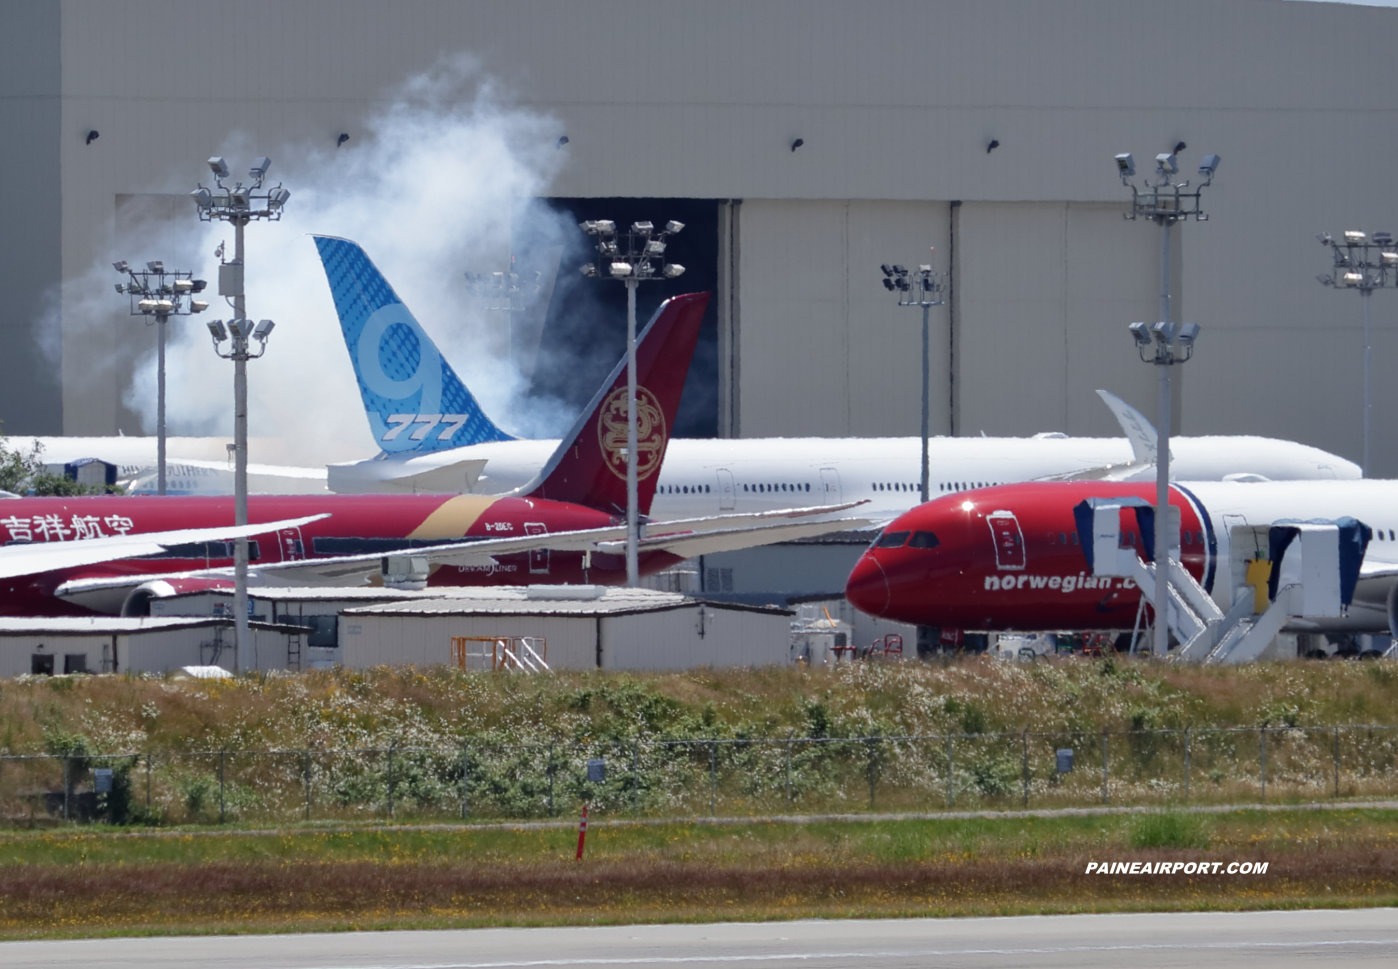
[1075,498,1372,665]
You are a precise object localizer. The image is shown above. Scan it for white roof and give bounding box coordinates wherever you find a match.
[0,616,230,635]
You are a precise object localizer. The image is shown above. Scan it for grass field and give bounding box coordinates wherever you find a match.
[0,808,1393,938]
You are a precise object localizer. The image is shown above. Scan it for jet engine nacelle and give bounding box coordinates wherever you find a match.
[121,577,235,616]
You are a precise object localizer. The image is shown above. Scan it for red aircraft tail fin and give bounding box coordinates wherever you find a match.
[525,292,709,515]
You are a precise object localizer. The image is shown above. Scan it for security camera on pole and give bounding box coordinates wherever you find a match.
[878,262,945,503]
[578,219,686,587]
[112,261,210,494]
[1115,149,1218,658]
[190,156,290,672]
[1316,230,1398,478]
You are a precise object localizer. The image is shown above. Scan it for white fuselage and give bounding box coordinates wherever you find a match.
[330,434,1361,523]
[1178,479,1398,632]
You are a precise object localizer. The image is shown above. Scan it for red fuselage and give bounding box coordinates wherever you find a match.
[0,493,682,616]
[845,483,1208,630]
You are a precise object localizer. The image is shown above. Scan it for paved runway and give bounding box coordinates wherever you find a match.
[2,909,1395,969]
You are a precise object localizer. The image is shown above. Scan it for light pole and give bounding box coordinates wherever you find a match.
[1316,229,1397,477]
[879,262,945,502]
[578,219,687,587]
[113,261,209,494]
[1116,149,1218,659]
[464,266,545,369]
[190,156,289,672]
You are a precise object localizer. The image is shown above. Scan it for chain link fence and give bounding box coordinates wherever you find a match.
[2,725,1394,826]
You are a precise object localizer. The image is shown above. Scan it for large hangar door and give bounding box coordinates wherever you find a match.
[516,198,720,439]
[733,200,952,439]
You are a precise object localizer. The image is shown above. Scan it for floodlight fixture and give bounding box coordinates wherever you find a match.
[145,260,163,273]
[1129,321,1152,347]
[881,264,895,277]
[1345,230,1367,244]
[580,264,598,277]
[1155,153,1178,175]
[190,187,212,210]
[190,300,209,313]
[631,221,654,236]
[595,220,616,236]
[1150,320,1177,344]
[267,186,290,209]
[173,279,193,293]
[137,299,159,313]
[227,318,247,339]
[664,221,684,234]
[882,278,896,291]
[252,319,275,340]
[662,263,686,278]
[208,319,228,341]
[1115,153,1136,179]
[893,264,908,276]
[1318,233,1334,246]
[192,279,206,293]
[1318,274,1335,287]
[1373,231,1393,244]
[113,260,129,273]
[208,156,230,179]
[1176,322,1200,347]
[1383,251,1398,266]
[1344,271,1364,286]
[113,283,124,294]
[609,261,633,277]
[249,157,271,182]
[644,238,666,256]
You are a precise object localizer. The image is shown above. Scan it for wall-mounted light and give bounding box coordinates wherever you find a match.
[557,135,569,149]
[85,130,99,145]
[986,139,1000,154]
[790,138,804,152]
[336,133,349,147]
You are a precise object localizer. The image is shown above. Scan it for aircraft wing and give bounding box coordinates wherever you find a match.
[600,517,875,559]
[53,502,874,598]
[2,515,330,581]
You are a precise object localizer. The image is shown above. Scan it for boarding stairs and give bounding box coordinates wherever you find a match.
[1075,498,1371,665]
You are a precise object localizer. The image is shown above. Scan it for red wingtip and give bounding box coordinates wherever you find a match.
[528,292,710,514]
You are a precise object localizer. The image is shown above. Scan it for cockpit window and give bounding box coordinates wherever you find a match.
[908,531,939,549]
[876,530,911,548]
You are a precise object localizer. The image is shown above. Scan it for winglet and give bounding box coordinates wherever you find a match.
[312,235,515,452]
[1096,389,1158,464]
[521,292,710,515]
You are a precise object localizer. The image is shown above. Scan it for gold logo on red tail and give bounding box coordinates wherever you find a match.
[598,386,667,480]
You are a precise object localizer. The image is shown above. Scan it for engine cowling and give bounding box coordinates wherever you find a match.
[120,577,235,616]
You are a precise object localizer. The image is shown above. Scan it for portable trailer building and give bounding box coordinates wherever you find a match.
[0,617,305,677]
[339,586,793,670]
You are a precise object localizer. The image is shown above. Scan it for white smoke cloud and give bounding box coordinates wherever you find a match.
[119,55,577,465]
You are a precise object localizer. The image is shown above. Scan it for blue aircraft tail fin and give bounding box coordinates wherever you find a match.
[313,235,515,452]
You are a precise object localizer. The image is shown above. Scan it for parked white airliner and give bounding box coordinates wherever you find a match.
[313,236,1359,523]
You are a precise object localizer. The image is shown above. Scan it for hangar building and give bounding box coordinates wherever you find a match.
[3,0,1398,476]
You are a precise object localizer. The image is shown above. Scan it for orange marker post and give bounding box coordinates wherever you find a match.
[575,803,589,859]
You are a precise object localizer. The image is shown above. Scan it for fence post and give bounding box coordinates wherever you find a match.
[1259,728,1267,803]
[784,735,793,811]
[547,743,556,817]
[709,741,717,817]
[867,737,877,811]
[1021,730,1029,809]
[631,739,640,813]
[303,751,312,822]
[460,744,470,820]
[1101,729,1109,805]
[387,745,395,819]
[63,755,70,822]
[946,734,954,809]
[1183,728,1190,805]
[218,749,226,824]
[1333,726,1340,799]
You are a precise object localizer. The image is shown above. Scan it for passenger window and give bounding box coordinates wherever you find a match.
[909,531,939,549]
[1060,532,1067,545]
[876,530,911,548]
[1070,531,1079,545]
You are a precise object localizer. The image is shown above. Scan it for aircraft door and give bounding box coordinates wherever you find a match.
[716,469,735,511]
[987,510,1027,571]
[819,468,842,505]
[524,522,550,574]
[277,527,305,562]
